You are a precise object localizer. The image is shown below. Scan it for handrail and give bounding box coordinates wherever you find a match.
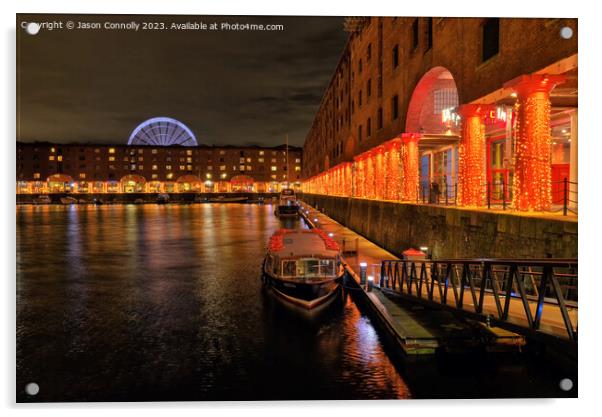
[379,258,577,342]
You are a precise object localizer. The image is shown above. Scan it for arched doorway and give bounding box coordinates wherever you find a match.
[406,66,460,202]
[120,174,146,193]
[47,174,73,193]
[176,174,202,193]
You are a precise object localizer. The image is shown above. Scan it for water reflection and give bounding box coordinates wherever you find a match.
[16,204,410,402]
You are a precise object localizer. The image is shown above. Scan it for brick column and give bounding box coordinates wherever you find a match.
[400,133,420,201]
[504,74,565,211]
[457,104,489,206]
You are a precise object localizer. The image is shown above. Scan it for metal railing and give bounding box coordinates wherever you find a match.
[417,178,577,215]
[379,258,577,342]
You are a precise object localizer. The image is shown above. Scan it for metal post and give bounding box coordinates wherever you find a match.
[563,177,568,216]
[359,262,367,285]
[367,276,374,292]
[445,183,449,205]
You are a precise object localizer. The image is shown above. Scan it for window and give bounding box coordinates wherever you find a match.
[179,165,185,171]
[295,158,301,163]
[152,174,158,179]
[152,165,158,170]
[219,150,225,155]
[138,165,143,170]
[79,173,86,179]
[392,95,399,120]
[271,166,277,171]
[377,108,383,129]
[186,150,192,156]
[359,90,362,107]
[48,156,55,161]
[367,118,372,137]
[426,17,433,50]
[358,125,363,142]
[259,151,264,156]
[152,149,158,154]
[33,173,40,179]
[258,158,264,163]
[295,166,301,171]
[367,43,372,60]
[482,18,500,62]
[359,59,362,73]
[167,173,173,180]
[109,156,115,161]
[367,79,372,97]
[433,89,459,115]
[412,19,419,50]
[220,165,226,171]
[392,44,399,68]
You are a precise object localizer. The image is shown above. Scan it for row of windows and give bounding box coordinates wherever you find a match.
[33,172,302,181]
[43,155,301,164]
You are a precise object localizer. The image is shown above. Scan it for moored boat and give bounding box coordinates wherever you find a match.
[156,193,170,204]
[262,229,344,309]
[274,188,299,217]
[208,196,248,203]
[60,196,77,205]
[33,195,51,205]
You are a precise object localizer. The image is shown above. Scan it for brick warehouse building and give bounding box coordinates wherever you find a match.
[302,17,578,212]
[16,142,302,194]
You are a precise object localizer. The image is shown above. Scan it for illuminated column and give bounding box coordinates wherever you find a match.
[384,138,402,201]
[569,109,578,210]
[366,153,375,199]
[504,74,566,211]
[374,147,386,200]
[354,157,365,198]
[457,104,488,207]
[400,133,420,201]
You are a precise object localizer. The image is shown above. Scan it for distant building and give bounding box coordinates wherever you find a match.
[16,142,302,194]
[302,17,577,211]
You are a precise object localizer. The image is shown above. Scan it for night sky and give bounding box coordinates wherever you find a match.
[16,14,348,147]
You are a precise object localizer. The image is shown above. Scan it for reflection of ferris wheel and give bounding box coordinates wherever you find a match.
[128,117,198,146]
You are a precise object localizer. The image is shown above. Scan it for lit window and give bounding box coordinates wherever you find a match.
[258,158,264,163]
[220,165,226,171]
[138,149,143,154]
[166,165,172,170]
[57,156,63,162]
[152,174,158,179]
[138,165,143,170]
[94,148,100,153]
[295,166,301,171]
[271,166,277,171]
[246,158,252,163]
[186,150,192,156]
[79,173,86,179]
[187,165,192,171]
[206,173,212,179]
[152,149,157,154]
[109,156,115,161]
[33,173,40,179]
[207,165,213,170]
[271,158,276,163]
[167,173,174,179]
[239,165,245,171]
[295,158,301,163]
[50,147,55,153]
[48,156,55,161]
[220,150,226,155]
[109,148,115,154]
[221,173,227,179]
[271,174,277,179]
[138,156,143,161]
[179,165,185,171]
[186,157,192,163]
[152,165,158,170]
[259,151,264,156]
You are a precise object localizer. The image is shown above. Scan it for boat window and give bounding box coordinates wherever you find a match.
[273,258,281,275]
[282,260,296,277]
[296,259,321,277]
[319,260,335,276]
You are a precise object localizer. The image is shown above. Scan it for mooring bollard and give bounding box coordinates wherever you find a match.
[367,276,374,292]
[359,262,367,285]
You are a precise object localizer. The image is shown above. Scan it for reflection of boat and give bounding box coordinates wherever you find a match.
[33,195,51,205]
[134,198,145,204]
[208,196,248,203]
[275,188,299,217]
[93,198,104,205]
[156,194,170,204]
[60,196,77,205]
[262,229,344,309]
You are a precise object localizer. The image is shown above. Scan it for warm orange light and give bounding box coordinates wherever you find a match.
[504,74,566,211]
[400,133,420,201]
[457,104,488,207]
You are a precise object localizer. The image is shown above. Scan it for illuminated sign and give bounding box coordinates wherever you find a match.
[441,106,509,127]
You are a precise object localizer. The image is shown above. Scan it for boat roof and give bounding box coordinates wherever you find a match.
[268,229,339,257]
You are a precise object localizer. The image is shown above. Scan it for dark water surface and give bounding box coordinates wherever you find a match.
[17,204,411,401]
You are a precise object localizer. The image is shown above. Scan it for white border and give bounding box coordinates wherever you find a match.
[3,1,599,416]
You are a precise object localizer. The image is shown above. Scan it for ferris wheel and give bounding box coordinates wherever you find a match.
[128,117,198,146]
